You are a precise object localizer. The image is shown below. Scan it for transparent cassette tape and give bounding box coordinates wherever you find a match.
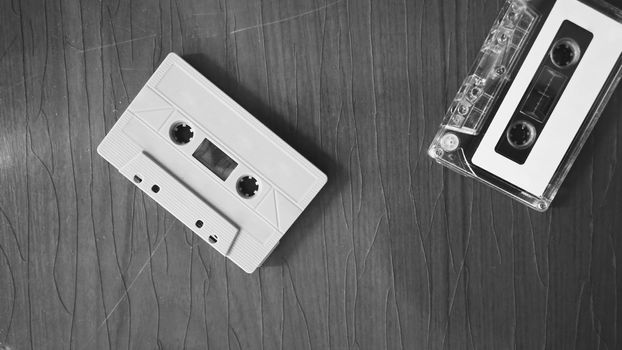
[429,0,622,211]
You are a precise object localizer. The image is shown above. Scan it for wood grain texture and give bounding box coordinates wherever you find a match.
[0,0,621,349]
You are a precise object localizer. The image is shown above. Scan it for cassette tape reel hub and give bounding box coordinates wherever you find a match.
[507,120,537,149]
[237,176,260,199]
[429,0,622,211]
[550,38,581,68]
[98,53,327,273]
[170,122,194,145]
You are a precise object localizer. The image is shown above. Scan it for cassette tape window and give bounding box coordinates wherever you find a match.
[192,139,238,181]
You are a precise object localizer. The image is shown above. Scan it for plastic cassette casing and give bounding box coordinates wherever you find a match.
[429,0,622,211]
[98,53,327,273]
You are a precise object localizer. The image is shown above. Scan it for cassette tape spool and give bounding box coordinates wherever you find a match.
[429,0,622,211]
[98,53,327,273]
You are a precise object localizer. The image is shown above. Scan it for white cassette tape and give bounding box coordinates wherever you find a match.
[98,53,327,273]
[429,0,622,211]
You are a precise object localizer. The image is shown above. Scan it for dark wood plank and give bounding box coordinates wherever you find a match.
[0,0,621,349]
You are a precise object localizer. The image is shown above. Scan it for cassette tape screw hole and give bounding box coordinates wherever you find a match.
[497,33,509,44]
[429,146,444,159]
[470,87,482,99]
[457,104,470,116]
[195,220,204,228]
[170,122,194,145]
[237,176,259,199]
[151,185,160,193]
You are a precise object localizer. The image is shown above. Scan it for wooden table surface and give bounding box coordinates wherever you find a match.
[1,0,621,349]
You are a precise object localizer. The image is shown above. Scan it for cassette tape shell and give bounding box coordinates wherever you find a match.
[98,53,327,273]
